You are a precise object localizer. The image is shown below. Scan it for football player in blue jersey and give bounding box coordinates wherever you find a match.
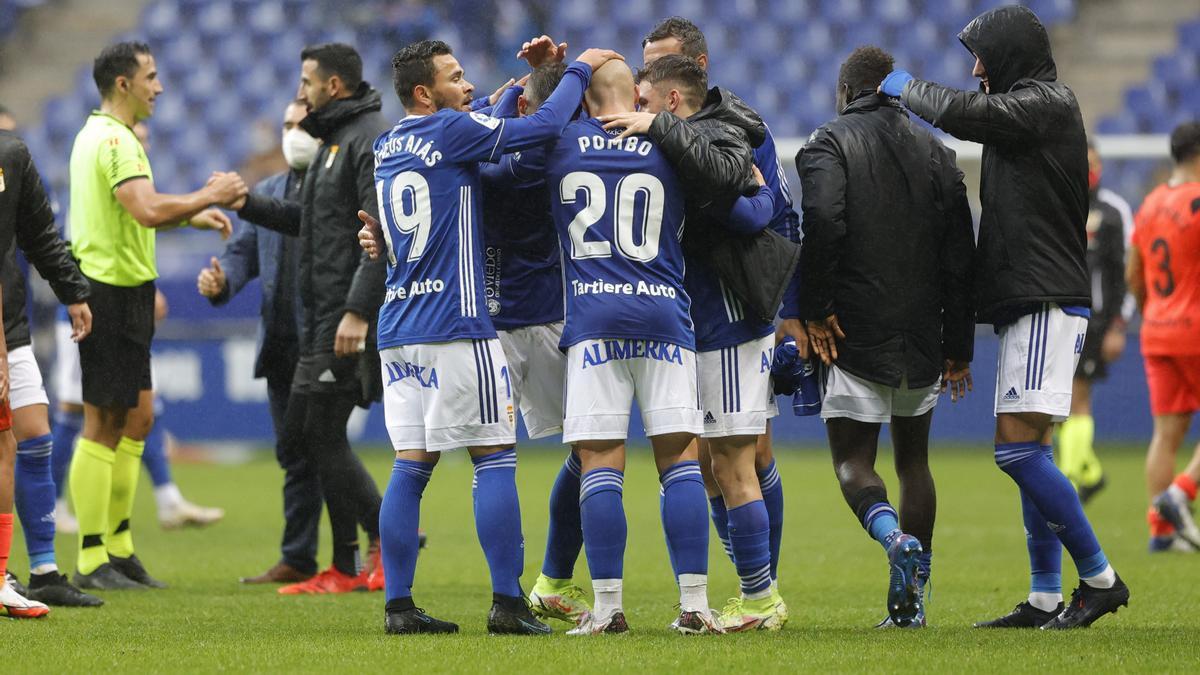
[639,17,800,630]
[358,39,623,636]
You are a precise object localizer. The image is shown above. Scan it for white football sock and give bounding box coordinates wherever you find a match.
[679,573,710,614]
[592,578,623,620]
[1081,564,1117,589]
[1028,591,1063,612]
[155,483,184,513]
[30,564,58,576]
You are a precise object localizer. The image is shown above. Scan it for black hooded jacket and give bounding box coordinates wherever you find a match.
[797,94,975,388]
[0,130,90,349]
[238,85,390,364]
[900,4,1090,325]
[648,87,801,322]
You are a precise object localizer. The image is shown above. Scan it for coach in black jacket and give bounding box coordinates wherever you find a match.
[881,4,1129,628]
[222,44,387,585]
[797,48,974,625]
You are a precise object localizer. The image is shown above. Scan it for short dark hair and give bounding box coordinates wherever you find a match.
[1169,121,1200,164]
[391,40,453,109]
[300,43,363,92]
[638,54,708,110]
[838,46,894,94]
[93,41,152,98]
[525,62,567,108]
[642,16,708,59]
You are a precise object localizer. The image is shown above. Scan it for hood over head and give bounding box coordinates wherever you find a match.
[690,87,767,149]
[958,4,1057,94]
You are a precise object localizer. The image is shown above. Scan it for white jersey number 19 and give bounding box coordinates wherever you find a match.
[377,171,433,265]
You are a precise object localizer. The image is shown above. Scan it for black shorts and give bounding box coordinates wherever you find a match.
[78,276,155,409]
[1074,323,1108,381]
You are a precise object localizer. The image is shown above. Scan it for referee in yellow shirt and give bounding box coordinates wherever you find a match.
[67,41,244,590]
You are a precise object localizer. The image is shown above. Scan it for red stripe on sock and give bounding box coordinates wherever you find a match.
[1173,474,1198,502]
[0,513,12,580]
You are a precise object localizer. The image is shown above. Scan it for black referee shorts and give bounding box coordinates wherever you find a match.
[1074,322,1109,382]
[78,276,155,409]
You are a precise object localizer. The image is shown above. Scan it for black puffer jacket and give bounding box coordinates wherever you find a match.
[238,84,389,358]
[900,4,1090,326]
[649,87,800,322]
[0,130,90,348]
[797,94,975,388]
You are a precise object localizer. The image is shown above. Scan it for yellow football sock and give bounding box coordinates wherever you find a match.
[1059,415,1099,487]
[106,436,145,558]
[70,438,114,574]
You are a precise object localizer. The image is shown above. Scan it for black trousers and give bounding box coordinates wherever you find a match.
[279,386,382,575]
[265,352,322,575]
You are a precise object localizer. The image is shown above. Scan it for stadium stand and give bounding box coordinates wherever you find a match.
[0,0,46,40]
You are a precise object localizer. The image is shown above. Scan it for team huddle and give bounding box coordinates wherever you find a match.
[7,3,1200,638]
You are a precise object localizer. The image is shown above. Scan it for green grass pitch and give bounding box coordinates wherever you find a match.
[4,443,1197,672]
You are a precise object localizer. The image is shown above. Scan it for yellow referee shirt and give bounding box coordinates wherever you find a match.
[68,111,156,286]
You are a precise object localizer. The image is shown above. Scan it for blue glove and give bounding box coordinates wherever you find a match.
[879,70,914,98]
[770,337,805,396]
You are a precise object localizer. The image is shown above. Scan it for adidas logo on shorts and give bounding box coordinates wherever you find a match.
[703,411,716,425]
[1003,387,1020,402]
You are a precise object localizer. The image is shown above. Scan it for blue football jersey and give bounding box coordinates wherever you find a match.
[373,61,593,349]
[545,117,694,350]
[686,125,800,351]
[479,143,563,330]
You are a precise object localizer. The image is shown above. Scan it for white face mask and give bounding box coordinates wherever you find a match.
[281,127,319,170]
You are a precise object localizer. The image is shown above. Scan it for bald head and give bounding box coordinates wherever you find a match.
[585,60,637,115]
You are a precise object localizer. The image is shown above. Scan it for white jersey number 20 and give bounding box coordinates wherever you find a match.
[559,171,665,263]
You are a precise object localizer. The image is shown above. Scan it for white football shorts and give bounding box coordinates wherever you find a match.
[381,338,516,453]
[563,338,703,442]
[697,334,778,437]
[820,364,940,423]
[9,345,50,410]
[498,321,566,440]
[995,302,1087,421]
[54,318,83,406]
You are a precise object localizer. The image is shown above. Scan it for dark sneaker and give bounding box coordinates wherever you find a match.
[109,554,168,589]
[1041,575,1130,630]
[1077,475,1107,505]
[74,563,146,591]
[385,607,460,634]
[487,596,552,635]
[973,601,1063,628]
[27,571,104,607]
[886,534,923,626]
[5,571,28,596]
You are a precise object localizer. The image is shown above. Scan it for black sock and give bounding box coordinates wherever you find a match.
[386,596,415,613]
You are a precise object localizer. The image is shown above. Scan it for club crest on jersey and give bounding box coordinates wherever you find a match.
[385,360,439,389]
[580,339,683,369]
[469,111,502,130]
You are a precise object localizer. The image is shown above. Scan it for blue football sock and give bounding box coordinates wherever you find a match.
[15,434,57,570]
[727,500,772,596]
[1017,444,1064,595]
[709,495,734,564]
[51,409,82,498]
[918,550,932,584]
[757,459,784,580]
[140,421,172,488]
[996,442,1107,579]
[541,451,582,580]
[580,467,626,580]
[471,449,523,598]
[379,459,432,602]
[660,461,709,576]
[863,501,901,550]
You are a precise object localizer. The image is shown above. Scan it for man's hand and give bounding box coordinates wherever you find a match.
[877,70,914,98]
[192,207,233,240]
[334,311,369,357]
[941,359,973,402]
[598,111,655,139]
[806,314,846,365]
[752,165,766,187]
[206,171,248,209]
[775,318,811,359]
[358,210,383,260]
[488,78,517,105]
[0,349,8,401]
[1101,326,1126,363]
[518,35,568,68]
[67,302,92,342]
[197,256,227,299]
[574,48,625,72]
